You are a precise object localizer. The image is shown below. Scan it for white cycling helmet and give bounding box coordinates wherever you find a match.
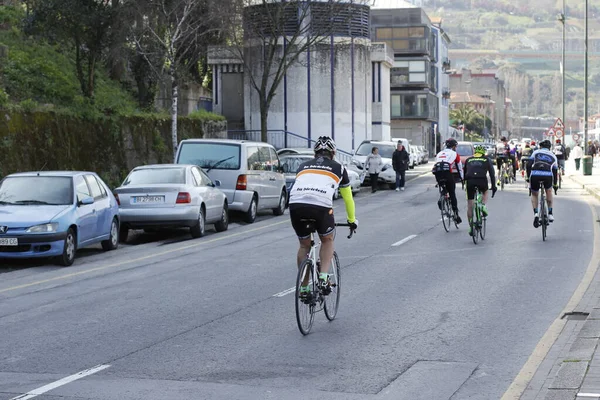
[314,136,336,154]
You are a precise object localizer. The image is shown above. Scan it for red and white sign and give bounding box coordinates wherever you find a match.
[555,130,564,138]
[553,118,565,130]
[546,128,556,136]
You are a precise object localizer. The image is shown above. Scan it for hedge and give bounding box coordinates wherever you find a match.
[0,111,227,188]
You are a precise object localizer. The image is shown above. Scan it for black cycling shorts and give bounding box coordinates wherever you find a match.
[466,179,488,200]
[530,175,553,192]
[289,204,335,239]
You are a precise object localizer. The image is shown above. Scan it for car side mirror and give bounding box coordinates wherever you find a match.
[79,196,94,206]
[214,180,221,187]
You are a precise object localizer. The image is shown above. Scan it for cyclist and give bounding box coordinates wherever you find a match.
[520,142,533,177]
[288,136,358,298]
[526,139,559,227]
[553,138,567,175]
[530,141,538,151]
[495,136,511,185]
[432,138,464,224]
[464,145,497,236]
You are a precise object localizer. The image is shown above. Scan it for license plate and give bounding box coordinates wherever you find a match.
[0,238,18,246]
[133,196,164,204]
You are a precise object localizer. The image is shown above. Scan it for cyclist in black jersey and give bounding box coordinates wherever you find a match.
[464,145,497,236]
[288,137,358,298]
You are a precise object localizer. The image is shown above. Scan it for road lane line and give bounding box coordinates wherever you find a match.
[502,202,600,400]
[577,394,600,398]
[0,219,290,295]
[9,364,110,400]
[273,287,296,297]
[391,235,418,247]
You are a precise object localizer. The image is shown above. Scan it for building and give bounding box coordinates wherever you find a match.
[431,20,451,145]
[450,68,511,139]
[370,5,442,153]
[208,1,373,154]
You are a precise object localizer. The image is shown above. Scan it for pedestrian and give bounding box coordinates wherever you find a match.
[392,141,410,192]
[366,146,383,193]
[572,142,583,171]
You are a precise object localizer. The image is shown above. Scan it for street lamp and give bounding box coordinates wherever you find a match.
[558,0,566,147]
[584,0,589,153]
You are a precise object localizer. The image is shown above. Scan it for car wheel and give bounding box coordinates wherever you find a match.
[190,207,206,238]
[57,228,76,267]
[215,203,229,232]
[245,196,258,223]
[119,226,129,243]
[273,190,286,216]
[101,218,119,251]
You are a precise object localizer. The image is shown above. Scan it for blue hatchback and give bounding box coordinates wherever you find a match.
[0,172,120,266]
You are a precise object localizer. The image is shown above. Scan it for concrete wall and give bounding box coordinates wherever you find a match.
[391,120,428,145]
[371,43,393,142]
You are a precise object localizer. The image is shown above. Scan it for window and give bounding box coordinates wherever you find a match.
[409,27,425,37]
[199,169,214,186]
[85,175,104,200]
[376,28,392,39]
[177,142,241,170]
[75,176,91,202]
[409,73,426,83]
[391,93,437,119]
[408,61,425,72]
[392,40,409,50]
[123,168,186,185]
[247,146,261,170]
[393,28,408,37]
[269,148,280,170]
[391,95,401,117]
[355,143,395,158]
[391,60,429,86]
[190,168,203,186]
[259,147,273,171]
[95,177,108,197]
[0,176,73,205]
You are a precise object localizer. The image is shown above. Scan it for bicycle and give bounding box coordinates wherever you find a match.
[499,159,510,190]
[469,186,495,244]
[295,221,355,335]
[557,167,563,189]
[528,181,550,241]
[437,181,459,232]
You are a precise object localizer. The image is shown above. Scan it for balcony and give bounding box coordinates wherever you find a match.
[391,92,439,120]
[442,88,451,100]
[442,57,451,73]
[390,60,432,89]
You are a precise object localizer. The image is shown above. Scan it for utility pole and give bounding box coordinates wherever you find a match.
[559,0,566,146]
[584,0,589,153]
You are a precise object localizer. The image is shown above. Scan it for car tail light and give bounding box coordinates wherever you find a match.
[114,193,120,206]
[176,192,191,204]
[236,175,247,190]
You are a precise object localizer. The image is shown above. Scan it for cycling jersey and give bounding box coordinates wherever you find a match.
[434,149,463,179]
[464,155,495,181]
[528,149,558,178]
[521,147,533,158]
[496,143,510,157]
[553,144,567,160]
[289,156,350,209]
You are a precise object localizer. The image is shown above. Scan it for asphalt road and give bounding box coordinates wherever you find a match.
[0,165,596,400]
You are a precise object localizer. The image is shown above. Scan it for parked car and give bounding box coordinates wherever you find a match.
[0,171,119,266]
[409,146,420,169]
[277,148,314,156]
[417,146,429,163]
[457,141,475,163]
[176,139,287,223]
[351,140,397,189]
[114,164,229,241]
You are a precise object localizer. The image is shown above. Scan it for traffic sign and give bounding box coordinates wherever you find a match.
[556,130,564,138]
[573,133,580,141]
[547,128,556,136]
[553,118,565,130]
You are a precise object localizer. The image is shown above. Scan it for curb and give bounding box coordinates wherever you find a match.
[568,176,600,202]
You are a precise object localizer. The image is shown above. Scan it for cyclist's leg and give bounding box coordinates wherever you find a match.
[316,208,336,277]
[529,177,541,227]
[545,178,554,219]
[466,181,475,222]
[290,206,313,268]
[512,156,517,178]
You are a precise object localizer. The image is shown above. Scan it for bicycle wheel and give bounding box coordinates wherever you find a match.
[324,252,341,321]
[540,193,547,242]
[558,173,562,189]
[441,194,451,232]
[500,174,505,190]
[471,202,479,244]
[295,259,316,335]
[480,208,487,241]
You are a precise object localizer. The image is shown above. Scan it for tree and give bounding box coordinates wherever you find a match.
[450,104,490,135]
[221,0,372,142]
[26,0,116,99]
[128,0,223,160]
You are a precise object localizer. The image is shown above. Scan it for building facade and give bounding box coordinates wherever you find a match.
[432,24,451,146]
[370,6,441,153]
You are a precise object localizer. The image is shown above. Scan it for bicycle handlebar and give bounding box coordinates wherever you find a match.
[335,223,356,239]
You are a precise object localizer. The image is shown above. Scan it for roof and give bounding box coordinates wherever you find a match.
[450,92,496,104]
[371,0,418,9]
[133,164,188,169]
[8,171,89,177]
[179,138,273,147]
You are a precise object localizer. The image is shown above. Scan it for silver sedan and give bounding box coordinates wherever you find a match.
[114,164,229,241]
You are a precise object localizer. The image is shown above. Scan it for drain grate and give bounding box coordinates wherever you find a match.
[561,312,590,320]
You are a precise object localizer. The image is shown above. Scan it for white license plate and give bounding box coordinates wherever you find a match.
[0,238,18,246]
[133,196,164,204]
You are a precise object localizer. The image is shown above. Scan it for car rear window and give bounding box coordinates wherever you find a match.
[123,168,186,185]
[281,156,312,174]
[457,144,474,157]
[0,176,73,205]
[177,142,241,170]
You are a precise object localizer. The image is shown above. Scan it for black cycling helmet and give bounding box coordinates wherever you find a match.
[314,136,336,154]
[445,138,458,148]
[500,136,507,142]
[539,139,552,149]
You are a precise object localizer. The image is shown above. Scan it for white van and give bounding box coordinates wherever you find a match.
[175,139,287,223]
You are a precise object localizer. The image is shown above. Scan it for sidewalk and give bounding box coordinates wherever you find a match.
[567,158,600,201]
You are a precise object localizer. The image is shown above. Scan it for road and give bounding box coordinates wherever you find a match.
[0,165,597,400]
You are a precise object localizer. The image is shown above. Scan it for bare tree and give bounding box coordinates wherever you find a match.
[129,0,221,160]
[221,0,372,142]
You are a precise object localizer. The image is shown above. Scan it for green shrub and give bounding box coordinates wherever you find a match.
[0,88,8,107]
[18,98,37,112]
[187,108,226,121]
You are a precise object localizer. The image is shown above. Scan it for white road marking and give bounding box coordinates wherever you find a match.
[10,364,110,400]
[577,394,600,398]
[392,235,418,247]
[273,286,296,297]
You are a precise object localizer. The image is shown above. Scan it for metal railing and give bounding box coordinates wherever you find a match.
[226,130,354,165]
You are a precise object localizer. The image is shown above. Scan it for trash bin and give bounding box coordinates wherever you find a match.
[583,155,593,176]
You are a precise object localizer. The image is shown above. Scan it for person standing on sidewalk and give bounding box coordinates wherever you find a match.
[392,141,410,192]
[572,142,583,171]
[366,147,383,193]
